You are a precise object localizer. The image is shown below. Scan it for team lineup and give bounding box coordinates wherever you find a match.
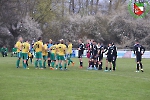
[15,36,145,72]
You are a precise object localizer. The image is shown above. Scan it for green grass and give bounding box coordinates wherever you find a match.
[0,57,150,100]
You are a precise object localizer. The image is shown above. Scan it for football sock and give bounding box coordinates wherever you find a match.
[43,60,46,68]
[56,65,58,68]
[59,63,62,68]
[91,62,94,67]
[137,64,139,71]
[30,58,32,64]
[39,60,42,68]
[51,62,55,68]
[35,60,38,68]
[105,67,108,70]
[140,63,143,69]
[112,61,116,68]
[24,62,27,69]
[48,60,51,67]
[109,68,112,71]
[64,63,67,69]
[26,60,28,66]
[80,61,83,66]
[16,59,20,67]
[68,60,70,65]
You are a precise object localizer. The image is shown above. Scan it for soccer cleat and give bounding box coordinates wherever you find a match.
[141,69,144,72]
[135,70,139,72]
[104,70,108,72]
[80,66,83,68]
[16,66,20,68]
[87,67,92,70]
[50,67,54,70]
[72,62,75,67]
[55,68,58,70]
[64,68,68,70]
[40,68,44,70]
[59,68,63,70]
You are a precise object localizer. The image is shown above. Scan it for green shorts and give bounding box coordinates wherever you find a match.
[43,55,47,60]
[67,54,72,59]
[36,52,42,59]
[22,53,28,60]
[17,52,22,58]
[59,55,66,60]
[50,53,55,60]
[56,54,59,60]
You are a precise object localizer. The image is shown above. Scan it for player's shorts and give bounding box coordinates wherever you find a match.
[59,55,66,60]
[106,56,113,62]
[112,56,117,62]
[136,55,142,62]
[48,52,51,58]
[78,51,83,58]
[97,56,103,61]
[17,52,22,58]
[50,53,55,60]
[43,55,47,60]
[36,52,42,59]
[91,55,97,60]
[67,54,72,59]
[56,54,59,60]
[22,53,28,60]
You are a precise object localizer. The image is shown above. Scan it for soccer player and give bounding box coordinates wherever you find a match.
[57,39,67,70]
[47,39,53,67]
[112,42,117,71]
[67,40,74,67]
[50,43,57,70]
[26,51,34,66]
[133,40,145,72]
[97,43,105,70]
[78,39,85,68]
[105,43,114,71]
[55,43,59,70]
[34,37,43,69]
[42,42,48,69]
[11,47,17,57]
[15,36,23,68]
[1,45,8,57]
[22,40,30,69]
[88,41,98,70]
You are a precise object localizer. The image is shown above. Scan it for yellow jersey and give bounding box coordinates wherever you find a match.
[28,52,32,58]
[34,41,43,52]
[57,43,66,56]
[42,44,48,56]
[50,45,57,54]
[22,42,30,53]
[67,43,73,54]
[15,41,22,52]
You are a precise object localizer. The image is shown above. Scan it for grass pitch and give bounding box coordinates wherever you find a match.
[0,57,150,100]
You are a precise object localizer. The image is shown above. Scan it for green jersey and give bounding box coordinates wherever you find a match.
[12,48,17,52]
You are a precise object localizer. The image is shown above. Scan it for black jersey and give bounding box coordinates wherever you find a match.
[133,44,145,56]
[97,45,104,56]
[106,46,114,57]
[93,44,98,56]
[112,45,117,57]
[78,43,85,54]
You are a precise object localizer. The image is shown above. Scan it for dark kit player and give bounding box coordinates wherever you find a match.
[133,40,145,72]
[88,41,98,70]
[78,39,85,68]
[97,43,105,70]
[112,42,117,71]
[105,43,114,72]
